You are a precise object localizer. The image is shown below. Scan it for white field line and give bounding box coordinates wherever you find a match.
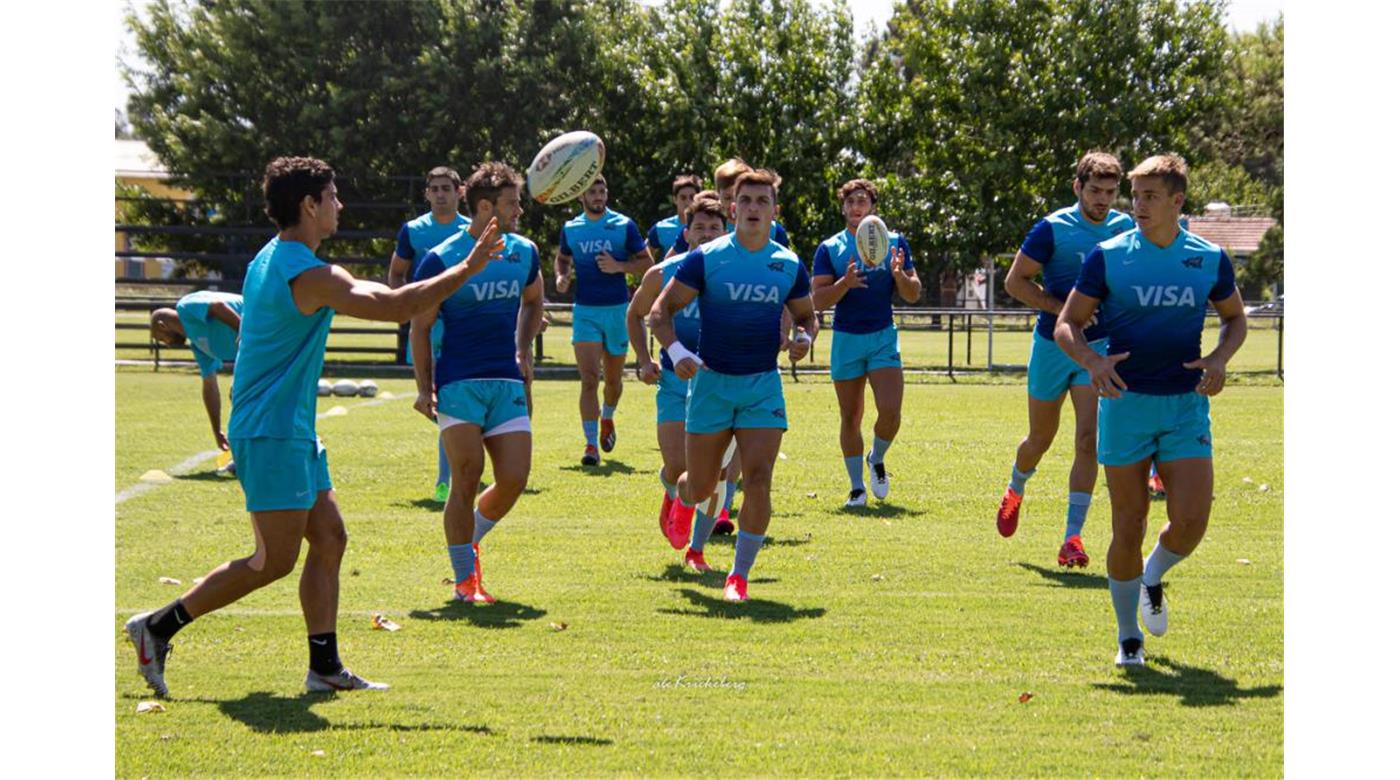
[115,393,411,505]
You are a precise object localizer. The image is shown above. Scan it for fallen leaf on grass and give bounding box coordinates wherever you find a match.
[1242,476,1254,484]
[371,613,401,632]
[310,750,326,758]
[1258,484,1271,492]
[441,577,454,586]
[806,492,817,498]
[1237,558,1252,565]
[549,622,569,632]
[1018,692,1034,703]
[136,701,165,714]
[777,452,787,460]
[871,574,884,582]
[158,577,182,586]
[192,577,204,585]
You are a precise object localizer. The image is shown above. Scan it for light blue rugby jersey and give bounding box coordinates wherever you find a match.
[415,230,541,385]
[671,220,789,255]
[558,208,647,306]
[656,254,701,371]
[1020,204,1135,341]
[396,212,470,277]
[647,215,684,256]
[175,290,243,377]
[228,238,334,440]
[673,233,811,375]
[1075,228,1237,396]
[811,228,915,334]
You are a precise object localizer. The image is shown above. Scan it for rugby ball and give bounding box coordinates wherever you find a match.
[317,379,332,397]
[855,215,890,268]
[332,379,359,397]
[358,379,379,398]
[527,131,606,205]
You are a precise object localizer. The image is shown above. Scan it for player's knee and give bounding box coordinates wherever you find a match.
[494,470,529,498]
[1073,428,1096,458]
[579,369,601,388]
[1024,431,1055,454]
[876,407,902,431]
[742,463,774,492]
[259,548,300,581]
[309,523,348,556]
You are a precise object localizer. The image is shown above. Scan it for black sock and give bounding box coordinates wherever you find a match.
[147,600,193,641]
[308,633,343,676]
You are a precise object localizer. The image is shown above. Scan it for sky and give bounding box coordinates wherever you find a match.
[116,0,1284,116]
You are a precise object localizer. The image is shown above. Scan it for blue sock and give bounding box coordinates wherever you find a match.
[1008,465,1036,495]
[869,436,892,464]
[582,420,599,448]
[448,543,477,584]
[730,530,766,579]
[436,435,450,487]
[659,469,678,500]
[601,404,616,420]
[472,509,498,545]
[690,509,718,552]
[1108,576,1145,642]
[844,456,865,491]
[723,480,737,512]
[1143,541,1187,587]
[1065,492,1092,540]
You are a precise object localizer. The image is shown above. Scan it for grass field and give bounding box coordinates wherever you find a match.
[115,369,1283,777]
[116,308,1287,377]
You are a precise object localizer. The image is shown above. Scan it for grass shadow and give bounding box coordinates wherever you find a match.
[656,588,826,624]
[531,735,614,746]
[409,598,547,629]
[838,502,927,518]
[176,691,494,735]
[638,563,777,587]
[1016,562,1108,589]
[174,471,234,483]
[702,534,811,549]
[1091,655,1282,707]
[559,460,638,476]
[402,498,445,511]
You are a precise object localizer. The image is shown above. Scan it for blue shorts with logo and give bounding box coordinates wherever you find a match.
[437,379,531,436]
[1098,391,1213,467]
[1028,333,1107,402]
[686,369,787,434]
[656,368,689,424]
[230,436,333,513]
[830,326,902,381]
[571,303,629,356]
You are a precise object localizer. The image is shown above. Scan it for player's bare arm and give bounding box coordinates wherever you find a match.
[891,247,922,303]
[627,265,665,384]
[554,248,573,292]
[515,276,545,385]
[1187,290,1248,396]
[1055,290,1127,397]
[647,278,702,379]
[1005,251,1064,315]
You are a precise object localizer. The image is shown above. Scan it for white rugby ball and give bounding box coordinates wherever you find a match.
[855,215,891,268]
[527,131,606,205]
[358,380,379,398]
[332,379,359,397]
[317,379,332,397]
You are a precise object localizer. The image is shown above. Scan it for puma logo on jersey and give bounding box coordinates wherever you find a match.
[469,279,521,301]
[579,239,615,254]
[1132,285,1196,307]
[725,282,781,303]
[1181,255,1203,269]
[767,261,786,273]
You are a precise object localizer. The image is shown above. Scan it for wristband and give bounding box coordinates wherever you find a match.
[666,342,703,367]
[792,331,812,345]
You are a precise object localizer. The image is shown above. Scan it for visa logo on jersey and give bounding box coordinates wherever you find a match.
[679,300,699,319]
[1132,285,1197,307]
[725,282,781,303]
[468,279,522,301]
[580,239,615,254]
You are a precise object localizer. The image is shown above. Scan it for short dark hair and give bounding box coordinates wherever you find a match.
[464,161,524,214]
[685,195,727,227]
[1075,151,1123,185]
[672,174,703,197]
[426,165,462,187]
[1128,154,1189,194]
[838,178,878,205]
[732,168,781,202]
[262,156,336,229]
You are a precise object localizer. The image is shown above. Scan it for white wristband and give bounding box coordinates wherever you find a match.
[792,331,812,345]
[666,342,703,367]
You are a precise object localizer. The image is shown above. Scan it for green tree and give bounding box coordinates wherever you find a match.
[856,0,1231,281]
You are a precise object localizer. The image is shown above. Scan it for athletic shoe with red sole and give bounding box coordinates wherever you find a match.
[600,418,617,452]
[659,493,675,538]
[667,500,695,550]
[581,444,600,466]
[723,574,749,603]
[684,548,713,572]
[996,488,1023,538]
[712,507,735,536]
[1148,473,1167,497]
[1057,534,1090,568]
[453,574,496,604]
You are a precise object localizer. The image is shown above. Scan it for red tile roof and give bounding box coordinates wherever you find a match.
[1186,216,1277,255]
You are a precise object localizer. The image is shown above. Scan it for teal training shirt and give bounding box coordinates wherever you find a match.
[175,291,243,377]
